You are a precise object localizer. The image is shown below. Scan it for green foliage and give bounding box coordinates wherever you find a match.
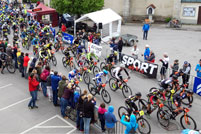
[165,17,171,23]
[51,0,104,15]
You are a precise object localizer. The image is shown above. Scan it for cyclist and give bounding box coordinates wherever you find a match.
[87,51,99,62]
[92,70,109,94]
[68,68,81,81]
[112,64,130,85]
[39,47,51,61]
[172,92,183,118]
[45,41,53,51]
[179,88,193,108]
[125,92,142,114]
[106,51,117,64]
[147,87,166,115]
[76,44,86,60]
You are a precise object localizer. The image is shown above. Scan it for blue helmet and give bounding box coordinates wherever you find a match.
[103,70,108,75]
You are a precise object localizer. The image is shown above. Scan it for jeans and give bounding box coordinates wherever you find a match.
[83,117,91,134]
[143,31,148,40]
[98,113,105,131]
[76,110,84,130]
[60,97,68,117]
[14,57,18,69]
[20,65,24,77]
[41,82,47,97]
[28,90,37,107]
[53,89,58,106]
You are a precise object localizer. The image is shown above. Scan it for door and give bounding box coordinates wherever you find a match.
[198,6,201,24]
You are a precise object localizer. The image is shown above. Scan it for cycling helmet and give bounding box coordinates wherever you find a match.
[172,75,178,80]
[114,51,118,56]
[135,92,142,97]
[159,87,164,92]
[186,89,194,94]
[120,64,125,68]
[103,69,108,75]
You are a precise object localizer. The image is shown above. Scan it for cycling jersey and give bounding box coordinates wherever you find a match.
[31,38,39,46]
[107,53,117,63]
[39,49,51,59]
[125,95,139,112]
[94,72,109,85]
[87,52,98,61]
[113,67,129,80]
[147,91,166,105]
[173,93,182,107]
[68,69,81,81]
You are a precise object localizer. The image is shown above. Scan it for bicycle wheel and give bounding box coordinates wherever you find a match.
[138,99,148,112]
[137,117,151,134]
[180,114,197,130]
[109,78,118,91]
[52,56,57,66]
[101,88,111,104]
[157,108,170,127]
[6,63,16,73]
[88,83,96,96]
[62,57,67,67]
[93,66,100,76]
[122,85,132,98]
[83,71,90,84]
[118,106,129,119]
[100,62,107,71]
[182,96,193,106]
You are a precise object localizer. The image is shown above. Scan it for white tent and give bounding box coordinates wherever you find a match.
[74,8,122,41]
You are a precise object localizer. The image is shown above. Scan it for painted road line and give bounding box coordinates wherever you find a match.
[0,97,31,112]
[0,83,13,89]
[20,115,76,134]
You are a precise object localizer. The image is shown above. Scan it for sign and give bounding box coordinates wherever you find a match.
[121,54,158,78]
[62,32,74,44]
[193,77,201,96]
[32,8,42,12]
[183,7,196,17]
[88,42,102,57]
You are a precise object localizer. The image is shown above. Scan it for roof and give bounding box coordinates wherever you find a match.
[147,4,156,9]
[28,3,56,15]
[75,8,122,25]
[181,0,201,2]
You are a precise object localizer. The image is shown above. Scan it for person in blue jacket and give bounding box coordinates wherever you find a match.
[195,59,201,78]
[143,44,150,61]
[51,71,61,106]
[142,21,150,40]
[104,106,117,133]
[121,114,138,134]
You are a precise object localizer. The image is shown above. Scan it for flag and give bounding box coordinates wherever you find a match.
[62,32,74,44]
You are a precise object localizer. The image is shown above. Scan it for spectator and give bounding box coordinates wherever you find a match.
[28,58,37,75]
[142,44,150,61]
[159,53,169,81]
[131,44,139,59]
[120,114,138,134]
[6,44,12,58]
[28,73,39,109]
[32,69,40,100]
[18,52,24,77]
[98,103,107,132]
[60,83,74,119]
[58,75,68,99]
[147,51,155,63]
[35,62,42,79]
[118,37,123,62]
[13,44,18,69]
[142,21,150,40]
[182,61,191,85]
[83,94,95,134]
[195,59,201,78]
[40,66,50,97]
[170,59,179,77]
[17,48,21,69]
[61,23,67,32]
[104,106,117,134]
[51,71,61,106]
[46,71,53,101]
[23,53,30,79]
[76,89,88,132]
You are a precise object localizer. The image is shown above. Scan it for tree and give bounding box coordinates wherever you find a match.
[51,0,104,16]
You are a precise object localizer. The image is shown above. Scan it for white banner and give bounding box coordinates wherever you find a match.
[87,42,102,57]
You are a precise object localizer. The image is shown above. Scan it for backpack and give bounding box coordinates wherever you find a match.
[40,71,47,81]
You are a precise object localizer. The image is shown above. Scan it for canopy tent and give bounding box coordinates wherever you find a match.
[74,8,122,41]
[27,3,58,27]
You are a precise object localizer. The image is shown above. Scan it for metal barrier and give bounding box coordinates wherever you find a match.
[115,121,126,134]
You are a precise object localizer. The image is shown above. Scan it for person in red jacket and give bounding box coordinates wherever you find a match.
[28,73,39,109]
[61,23,66,32]
[23,53,30,79]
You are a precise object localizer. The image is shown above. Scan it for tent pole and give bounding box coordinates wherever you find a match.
[74,22,76,37]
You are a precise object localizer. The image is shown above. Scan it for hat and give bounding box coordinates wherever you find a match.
[145,44,149,48]
[184,61,188,65]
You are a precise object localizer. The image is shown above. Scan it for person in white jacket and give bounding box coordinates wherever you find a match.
[131,44,139,59]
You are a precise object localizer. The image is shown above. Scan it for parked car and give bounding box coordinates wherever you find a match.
[116,34,138,46]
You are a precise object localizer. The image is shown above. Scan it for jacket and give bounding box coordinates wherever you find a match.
[58,80,67,98]
[83,98,95,118]
[195,64,201,78]
[28,77,39,92]
[51,75,61,90]
[143,24,150,31]
[118,40,123,52]
[120,114,138,134]
[46,74,52,86]
[62,87,74,100]
[77,94,86,111]
[98,107,107,114]
[144,48,150,60]
[23,56,30,67]
[104,106,117,128]
[147,53,155,63]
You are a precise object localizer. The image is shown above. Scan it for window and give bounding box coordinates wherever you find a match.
[148,8,153,15]
[181,0,201,3]
[183,7,196,17]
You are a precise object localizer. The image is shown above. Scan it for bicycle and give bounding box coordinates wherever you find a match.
[2,57,16,73]
[84,60,100,76]
[62,56,74,70]
[82,67,91,84]
[100,59,115,76]
[88,80,111,104]
[109,78,132,98]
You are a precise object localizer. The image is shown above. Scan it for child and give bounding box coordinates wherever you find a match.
[98,103,107,132]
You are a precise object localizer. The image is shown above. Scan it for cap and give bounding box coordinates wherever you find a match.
[184,61,188,65]
[145,44,149,48]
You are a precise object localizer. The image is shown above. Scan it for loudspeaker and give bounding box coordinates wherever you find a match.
[98,23,103,29]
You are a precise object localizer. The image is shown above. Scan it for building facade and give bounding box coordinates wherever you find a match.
[104,0,201,24]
